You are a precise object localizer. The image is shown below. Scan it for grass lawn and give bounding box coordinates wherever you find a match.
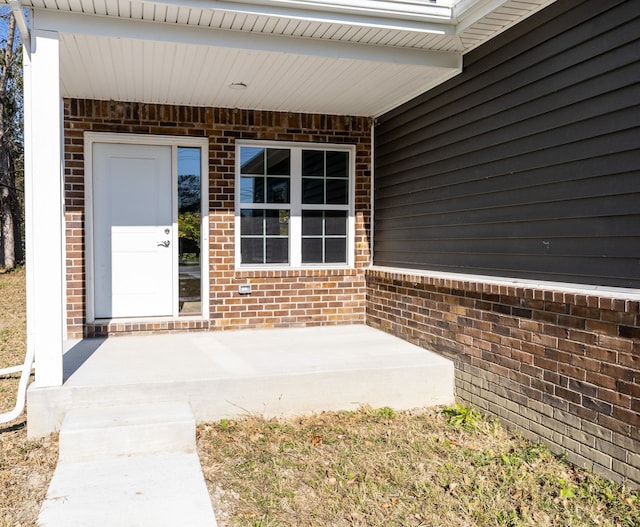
[0,268,58,527]
[1,268,639,526]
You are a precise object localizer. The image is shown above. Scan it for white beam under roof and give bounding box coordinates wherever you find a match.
[235,0,454,20]
[35,9,460,69]
[193,0,455,31]
[65,0,456,34]
[8,0,31,52]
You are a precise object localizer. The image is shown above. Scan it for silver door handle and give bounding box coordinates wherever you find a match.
[157,240,170,247]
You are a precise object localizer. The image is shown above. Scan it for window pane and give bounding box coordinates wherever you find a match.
[241,147,264,174]
[241,209,264,235]
[267,149,290,175]
[302,150,324,176]
[240,176,265,203]
[178,147,201,315]
[325,238,347,263]
[241,238,264,264]
[265,209,289,236]
[178,151,201,213]
[326,179,348,204]
[325,210,347,235]
[302,178,323,204]
[326,151,348,178]
[266,238,289,263]
[267,177,290,203]
[302,210,323,235]
[302,238,322,263]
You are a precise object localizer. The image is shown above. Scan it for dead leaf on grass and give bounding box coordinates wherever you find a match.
[381,497,399,510]
[346,475,360,485]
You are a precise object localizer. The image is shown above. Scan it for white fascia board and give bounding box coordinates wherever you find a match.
[132,0,456,34]
[35,9,461,69]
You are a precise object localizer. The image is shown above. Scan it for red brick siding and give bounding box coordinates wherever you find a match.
[366,267,640,485]
[63,99,371,338]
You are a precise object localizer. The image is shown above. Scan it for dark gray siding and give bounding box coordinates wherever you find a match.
[374,0,640,289]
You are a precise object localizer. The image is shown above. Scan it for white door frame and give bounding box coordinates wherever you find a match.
[84,132,209,322]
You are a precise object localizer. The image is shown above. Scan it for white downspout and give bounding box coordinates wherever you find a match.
[0,348,35,423]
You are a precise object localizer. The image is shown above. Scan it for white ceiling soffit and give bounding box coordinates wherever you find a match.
[21,0,556,116]
[56,20,461,116]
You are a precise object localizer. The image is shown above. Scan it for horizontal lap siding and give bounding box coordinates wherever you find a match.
[374,0,640,289]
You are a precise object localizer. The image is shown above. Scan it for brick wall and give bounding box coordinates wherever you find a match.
[63,99,371,338]
[366,267,640,486]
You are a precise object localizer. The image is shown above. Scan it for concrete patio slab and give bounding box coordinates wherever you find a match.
[28,325,455,438]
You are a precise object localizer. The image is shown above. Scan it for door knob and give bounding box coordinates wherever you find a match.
[157,240,170,247]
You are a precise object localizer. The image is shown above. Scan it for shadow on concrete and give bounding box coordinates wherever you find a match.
[63,339,106,383]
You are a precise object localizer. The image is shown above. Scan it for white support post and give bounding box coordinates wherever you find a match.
[24,29,64,388]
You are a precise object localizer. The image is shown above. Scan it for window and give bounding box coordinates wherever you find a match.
[177,147,202,314]
[236,142,354,267]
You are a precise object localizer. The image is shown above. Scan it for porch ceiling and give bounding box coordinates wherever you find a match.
[56,30,459,116]
[16,0,555,116]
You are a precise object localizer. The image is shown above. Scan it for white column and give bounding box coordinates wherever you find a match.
[24,29,64,387]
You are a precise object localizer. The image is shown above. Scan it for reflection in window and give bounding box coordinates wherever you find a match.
[302,210,347,263]
[240,148,290,203]
[240,209,290,264]
[239,146,292,265]
[302,150,348,205]
[237,143,351,267]
[178,147,201,314]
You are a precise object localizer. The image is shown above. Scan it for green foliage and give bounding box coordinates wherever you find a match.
[178,212,201,243]
[375,406,395,420]
[559,485,576,499]
[441,402,481,430]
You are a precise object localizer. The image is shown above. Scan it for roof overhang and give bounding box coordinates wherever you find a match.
[12,0,556,116]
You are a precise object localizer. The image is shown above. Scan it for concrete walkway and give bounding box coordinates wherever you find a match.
[38,403,217,527]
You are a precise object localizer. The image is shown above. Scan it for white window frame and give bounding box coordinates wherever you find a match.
[235,140,356,269]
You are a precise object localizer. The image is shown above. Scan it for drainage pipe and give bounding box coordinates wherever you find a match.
[0,345,35,424]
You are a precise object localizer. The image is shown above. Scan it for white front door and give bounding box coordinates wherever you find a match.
[93,143,173,318]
